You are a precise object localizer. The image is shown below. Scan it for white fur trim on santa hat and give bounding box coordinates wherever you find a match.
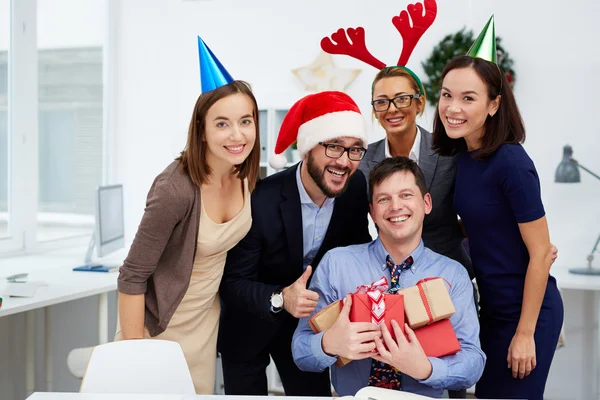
[269,153,288,170]
[296,110,368,157]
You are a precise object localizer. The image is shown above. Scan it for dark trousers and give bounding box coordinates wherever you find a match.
[221,329,331,396]
[448,389,467,398]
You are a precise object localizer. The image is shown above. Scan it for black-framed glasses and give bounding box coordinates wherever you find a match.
[318,142,367,161]
[371,94,421,112]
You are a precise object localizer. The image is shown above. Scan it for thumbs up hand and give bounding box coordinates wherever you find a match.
[322,295,382,360]
[282,265,319,318]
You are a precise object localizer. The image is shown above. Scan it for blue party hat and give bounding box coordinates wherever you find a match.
[197,35,234,93]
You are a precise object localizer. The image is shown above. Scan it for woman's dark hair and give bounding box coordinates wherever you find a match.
[368,156,428,203]
[432,55,525,159]
[177,80,260,191]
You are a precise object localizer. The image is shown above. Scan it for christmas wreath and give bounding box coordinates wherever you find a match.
[421,28,516,105]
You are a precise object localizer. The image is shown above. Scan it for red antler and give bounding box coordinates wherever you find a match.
[392,0,437,66]
[320,27,386,70]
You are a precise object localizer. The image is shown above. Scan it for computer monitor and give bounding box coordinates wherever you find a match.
[81,184,125,267]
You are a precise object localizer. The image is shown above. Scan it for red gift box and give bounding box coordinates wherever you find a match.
[346,277,405,339]
[414,319,460,358]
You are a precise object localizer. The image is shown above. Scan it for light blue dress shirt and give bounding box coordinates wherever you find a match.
[292,238,485,397]
[296,163,335,270]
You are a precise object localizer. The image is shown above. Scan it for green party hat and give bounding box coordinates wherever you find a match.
[467,15,497,64]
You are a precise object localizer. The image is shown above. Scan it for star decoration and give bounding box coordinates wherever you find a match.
[292,51,361,92]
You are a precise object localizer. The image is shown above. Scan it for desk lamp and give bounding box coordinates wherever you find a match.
[555,144,600,275]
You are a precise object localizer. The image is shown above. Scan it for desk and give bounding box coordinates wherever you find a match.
[0,246,127,394]
[26,395,335,400]
[553,268,600,400]
[27,395,185,400]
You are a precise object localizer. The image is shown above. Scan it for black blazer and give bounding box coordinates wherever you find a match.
[218,163,372,361]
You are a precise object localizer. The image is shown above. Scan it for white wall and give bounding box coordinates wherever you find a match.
[112,0,600,266]
[111,1,600,399]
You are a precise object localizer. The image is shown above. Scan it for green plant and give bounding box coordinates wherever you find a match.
[421,28,516,105]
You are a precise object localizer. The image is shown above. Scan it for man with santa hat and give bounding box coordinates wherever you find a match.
[218,91,372,396]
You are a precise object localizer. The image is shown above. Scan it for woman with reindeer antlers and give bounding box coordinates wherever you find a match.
[322,0,473,286]
[320,1,472,398]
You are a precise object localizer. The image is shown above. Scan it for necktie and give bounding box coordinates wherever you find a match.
[367,255,414,389]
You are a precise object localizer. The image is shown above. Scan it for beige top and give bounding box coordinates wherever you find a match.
[116,178,251,394]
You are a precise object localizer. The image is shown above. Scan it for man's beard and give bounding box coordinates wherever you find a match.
[306,152,353,198]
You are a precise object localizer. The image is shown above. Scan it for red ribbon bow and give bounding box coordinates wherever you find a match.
[352,277,389,326]
[353,276,389,294]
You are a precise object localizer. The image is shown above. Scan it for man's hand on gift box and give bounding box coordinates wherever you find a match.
[321,295,382,360]
[372,320,433,381]
[282,265,319,318]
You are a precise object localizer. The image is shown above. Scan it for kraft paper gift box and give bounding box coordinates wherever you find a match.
[308,300,351,366]
[396,277,455,329]
[414,319,460,357]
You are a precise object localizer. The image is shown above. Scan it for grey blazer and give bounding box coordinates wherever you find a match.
[358,126,474,279]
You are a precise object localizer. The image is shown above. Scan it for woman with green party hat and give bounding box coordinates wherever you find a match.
[432,15,564,400]
[115,36,260,393]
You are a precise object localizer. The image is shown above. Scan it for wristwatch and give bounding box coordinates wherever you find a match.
[270,288,284,313]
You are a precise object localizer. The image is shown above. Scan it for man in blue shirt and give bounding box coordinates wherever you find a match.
[292,157,485,397]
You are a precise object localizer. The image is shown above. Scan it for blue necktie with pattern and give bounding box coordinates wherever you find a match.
[367,254,414,389]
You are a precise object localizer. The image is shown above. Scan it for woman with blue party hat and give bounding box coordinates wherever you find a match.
[432,16,564,400]
[115,36,260,393]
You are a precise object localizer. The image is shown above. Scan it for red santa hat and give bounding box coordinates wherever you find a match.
[269,91,368,170]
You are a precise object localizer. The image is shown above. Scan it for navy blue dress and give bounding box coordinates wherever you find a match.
[454,144,563,400]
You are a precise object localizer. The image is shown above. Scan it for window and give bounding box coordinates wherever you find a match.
[0,0,108,254]
[0,1,10,242]
[37,48,104,242]
[36,1,105,244]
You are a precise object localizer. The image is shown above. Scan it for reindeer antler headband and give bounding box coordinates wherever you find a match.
[320,0,437,95]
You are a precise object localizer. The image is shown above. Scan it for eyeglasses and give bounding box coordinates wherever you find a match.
[371,94,421,112]
[318,142,367,161]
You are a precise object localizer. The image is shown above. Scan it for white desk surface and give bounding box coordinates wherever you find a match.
[0,246,127,317]
[27,395,185,400]
[26,394,336,400]
[1,248,598,315]
[553,267,600,291]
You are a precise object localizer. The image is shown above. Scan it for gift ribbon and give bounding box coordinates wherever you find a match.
[353,277,389,326]
[416,277,452,325]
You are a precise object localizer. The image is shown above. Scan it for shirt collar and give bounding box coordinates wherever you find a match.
[295,162,335,207]
[384,125,422,163]
[372,237,425,274]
